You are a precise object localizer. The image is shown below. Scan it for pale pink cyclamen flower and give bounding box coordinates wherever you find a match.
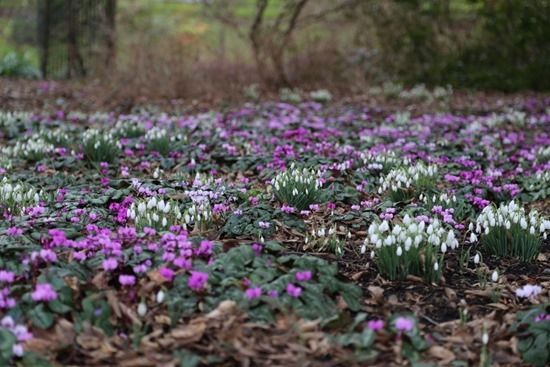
[367,319,385,331]
[394,317,415,332]
[6,227,23,236]
[102,257,118,271]
[118,275,136,286]
[286,283,302,298]
[295,271,312,282]
[0,271,15,283]
[245,287,262,299]
[31,283,58,302]
[515,284,542,298]
[281,204,296,214]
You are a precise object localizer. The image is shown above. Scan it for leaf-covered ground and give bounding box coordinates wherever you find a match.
[0,96,549,366]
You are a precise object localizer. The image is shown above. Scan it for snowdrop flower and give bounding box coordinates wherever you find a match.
[138,302,147,316]
[491,270,499,282]
[396,246,403,256]
[482,331,489,345]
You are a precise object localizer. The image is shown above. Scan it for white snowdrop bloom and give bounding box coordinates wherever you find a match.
[138,202,146,213]
[375,239,382,248]
[520,217,527,229]
[396,246,403,256]
[152,213,159,222]
[360,244,366,254]
[379,221,389,232]
[418,221,425,232]
[138,302,147,317]
[370,250,375,259]
[470,233,478,243]
[529,226,535,235]
[440,243,447,254]
[162,217,167,227]
[433,262,439,271]
[404,237,412,250]
[414,235,422,246]
[403,214,411,226]
[482,332,489,345]
[474,253,480,264]
[468,223,474,231]
[157,200,165,211]
[368,223,378,235]
[491,270,499,282]
[156,290,165,304]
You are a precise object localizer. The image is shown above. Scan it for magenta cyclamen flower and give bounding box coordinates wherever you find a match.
[515,284,542,298]
[394,317,415,332]
[6,227,23,236]
[0,271,15,283]
[159,267,175,281]
[196,240,214,256]
[286,283,302,298]
[295,271,312,282]
[281,204,296,214]
[119,275,136,286]
[367,319,385,331]
[31,283,58,302]
[102,257,118,271]
[188,271,208,291]
[245,287,262,299]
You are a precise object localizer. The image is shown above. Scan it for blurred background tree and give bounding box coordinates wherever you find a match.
[0,0,548,94]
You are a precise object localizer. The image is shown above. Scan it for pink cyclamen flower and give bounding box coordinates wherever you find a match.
[367,319,385,331]
[102,257,118,271]
[394,317,415,332]
[6,227,23,236]
[188,271,208,291]
[281,204,296,214]
[286,283,302,298]
[295,271,312,282]
[159,267,175,281]
[245,287,262,299]
[516,284,542,298]
[31,283,58,302]
[0,271,15,283]
[268,290,279,298]
[258,221,270,229]
[119,275,136,286]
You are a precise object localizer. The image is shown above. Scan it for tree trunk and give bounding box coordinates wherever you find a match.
[105,0,117,68]
[39,0,51,78]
